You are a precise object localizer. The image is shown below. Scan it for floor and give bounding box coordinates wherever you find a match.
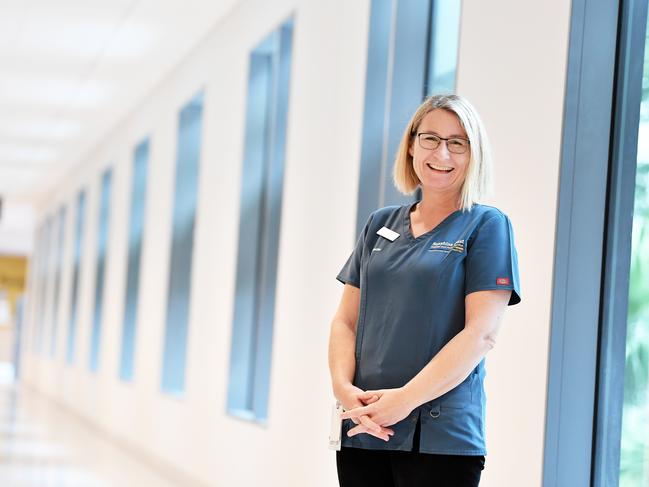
[0,363,184,487]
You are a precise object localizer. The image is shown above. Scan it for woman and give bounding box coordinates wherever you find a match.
[328,94,521,487]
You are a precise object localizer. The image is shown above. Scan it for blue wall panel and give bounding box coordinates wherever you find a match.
[38,220,53,353]
[67,190,86,364]
[89,169,112,372]
[50,207,66,357]
[424,0,461,95]
[119,139,149,381]
[356,0,460,234]
[227,18,293,422]
[161,94,203,395]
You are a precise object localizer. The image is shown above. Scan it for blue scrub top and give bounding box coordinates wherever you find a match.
[336,202,521,455]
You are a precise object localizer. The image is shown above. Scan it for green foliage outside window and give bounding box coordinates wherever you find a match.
[619,25,649,487]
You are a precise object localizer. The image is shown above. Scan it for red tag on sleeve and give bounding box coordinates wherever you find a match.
[496,277,510,285]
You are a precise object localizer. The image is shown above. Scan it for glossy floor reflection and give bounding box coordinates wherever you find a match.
[0,365,187,487]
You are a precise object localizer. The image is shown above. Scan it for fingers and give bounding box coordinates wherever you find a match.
[357,390,383,401]
[376,425,395,436]
[350,415,394,439]
[358,414,382,433]
[361,394,380,405]
[340,405,370,420]
[347,423,391,442]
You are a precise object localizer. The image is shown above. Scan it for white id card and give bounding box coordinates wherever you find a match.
[328,400,343,451]
[377,226,400,241]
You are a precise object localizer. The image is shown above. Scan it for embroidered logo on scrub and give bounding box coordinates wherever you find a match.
[496,277,511,285]
[429,239,465,253]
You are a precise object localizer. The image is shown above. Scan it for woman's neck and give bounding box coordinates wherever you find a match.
[416,191,460,217]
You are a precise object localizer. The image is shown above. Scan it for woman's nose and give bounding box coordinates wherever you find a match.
[433,141,451,158]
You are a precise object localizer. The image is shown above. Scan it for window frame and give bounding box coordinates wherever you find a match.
[226,17,294,424]
[160,92,204,396]
[89,168,112,372]
[119,138,149,382]
[355,0,461,235]
[543,0,649,485]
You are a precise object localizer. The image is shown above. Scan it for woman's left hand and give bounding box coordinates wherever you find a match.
[340,387,417,431]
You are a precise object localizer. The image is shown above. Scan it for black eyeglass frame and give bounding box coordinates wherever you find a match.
[415,132,471,154]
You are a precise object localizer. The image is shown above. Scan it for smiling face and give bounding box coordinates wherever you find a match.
[408,108,471,199]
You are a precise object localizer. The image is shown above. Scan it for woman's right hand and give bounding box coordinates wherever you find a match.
[337,384,395,441]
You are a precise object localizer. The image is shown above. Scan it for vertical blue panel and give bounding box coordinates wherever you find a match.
[50,207,66,357]
[37,216,54,353]
[425,0,461,95]
[13,298,25,379]
[89,169,112,372]
[357,0,462,235]
[67,190,86,364]
[161,93,203,394]
[594,0,648,485]
[35,216,54,353]
[252,20,293,420]
[355,0,394,234]
[29,226,39,352]
[542,0,623,485]
[120,139,149,382]
[381,0,433,208]
[31,224,45,352]
[30,224,40,352]
[228,38,274,417]
[227,18,293,422]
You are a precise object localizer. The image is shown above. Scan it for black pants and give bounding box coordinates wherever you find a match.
[336,420,484,487]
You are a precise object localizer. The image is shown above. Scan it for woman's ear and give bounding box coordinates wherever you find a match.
[408,141,414,157]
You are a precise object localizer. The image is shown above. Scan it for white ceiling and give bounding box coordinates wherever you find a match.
[0,0,240,203]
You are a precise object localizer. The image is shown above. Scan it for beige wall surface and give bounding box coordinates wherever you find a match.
[20,1,572,486]
[456,1,571,485]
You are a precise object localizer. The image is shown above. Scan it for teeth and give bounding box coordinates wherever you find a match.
[429,164,453,171]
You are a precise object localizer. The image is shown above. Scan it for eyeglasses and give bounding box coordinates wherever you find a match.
[416,132,470,154]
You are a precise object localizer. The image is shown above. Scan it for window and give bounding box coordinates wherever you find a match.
[617,8,649,486]
[50,207,66,357]
[425,0,462,95]
[356,0,461,234]
[34,218,53,353]
[227,18,294,422]
[161,93,203,395]
[30,223,45,352]
[89,169,112,372]
[543,0,649,485]
[67,190,86,364]
[119,139,149,382]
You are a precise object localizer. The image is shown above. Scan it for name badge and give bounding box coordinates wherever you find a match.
[377,226,400,241]
[328,401,343,451]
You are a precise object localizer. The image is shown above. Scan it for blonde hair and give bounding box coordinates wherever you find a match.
[392,94,492,212]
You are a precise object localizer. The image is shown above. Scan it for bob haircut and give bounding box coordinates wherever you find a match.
[392,94,492,212]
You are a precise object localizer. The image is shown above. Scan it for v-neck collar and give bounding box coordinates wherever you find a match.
[403,201,463,242]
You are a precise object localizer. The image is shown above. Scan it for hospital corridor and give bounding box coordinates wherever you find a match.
[0,0,648,486]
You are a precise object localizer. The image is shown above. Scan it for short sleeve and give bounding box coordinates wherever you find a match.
[336,214,374,288]
[465,213,521,306]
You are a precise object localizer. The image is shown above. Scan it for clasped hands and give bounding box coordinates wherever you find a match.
[337,384,416,442]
